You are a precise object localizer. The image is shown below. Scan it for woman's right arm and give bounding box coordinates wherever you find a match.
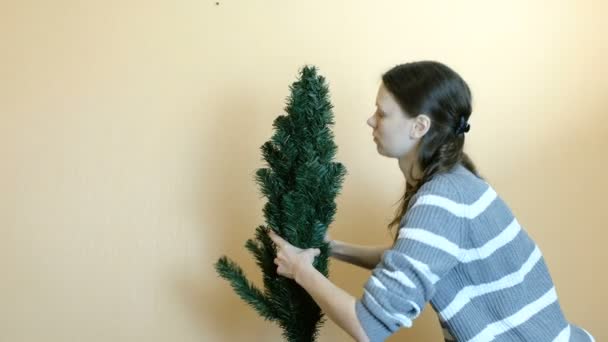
[328,240,391,270]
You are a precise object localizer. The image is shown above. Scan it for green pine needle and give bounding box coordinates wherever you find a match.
[213,65,347,341]
[214,256,277,322]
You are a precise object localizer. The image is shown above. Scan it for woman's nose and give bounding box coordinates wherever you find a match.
[366,116,375,128]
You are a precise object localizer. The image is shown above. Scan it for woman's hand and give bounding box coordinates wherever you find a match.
[324,231,332,244]
[324,231,335,252]
[268,230,320,280]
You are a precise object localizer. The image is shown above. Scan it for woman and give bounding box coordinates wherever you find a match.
[268,61,594,341]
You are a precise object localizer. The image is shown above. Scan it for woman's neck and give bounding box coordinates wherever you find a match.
[398,152,423,188]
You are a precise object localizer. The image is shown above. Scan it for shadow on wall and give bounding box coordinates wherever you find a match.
[175,83,284,340]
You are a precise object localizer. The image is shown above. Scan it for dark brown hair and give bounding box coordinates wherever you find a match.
[382,61,483,238]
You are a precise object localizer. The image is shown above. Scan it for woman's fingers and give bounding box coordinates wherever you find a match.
[268,230,286,248]
[303,248,321,260]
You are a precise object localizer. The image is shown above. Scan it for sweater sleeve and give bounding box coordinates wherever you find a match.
[355,182,465,342]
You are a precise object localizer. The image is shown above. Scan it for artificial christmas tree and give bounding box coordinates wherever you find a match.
[214,65,347,342]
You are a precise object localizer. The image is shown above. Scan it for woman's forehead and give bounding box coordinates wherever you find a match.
[376,86,399,110]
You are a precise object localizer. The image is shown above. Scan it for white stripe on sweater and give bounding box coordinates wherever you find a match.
[381,269,416,288]
[412,186,497,219]
[369,276,420,319]
[582,328,596,342]
[465,286,558,342]
[552,324,570,341]
[363,289,413,328]
[398,218,522,263]
[371,275,387,290]
[403,254,440,284]
[440,245,543,320]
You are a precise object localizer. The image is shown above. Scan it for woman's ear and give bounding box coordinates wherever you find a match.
[411,114,431,138]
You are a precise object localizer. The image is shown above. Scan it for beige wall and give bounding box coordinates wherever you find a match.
[1,1,606,341]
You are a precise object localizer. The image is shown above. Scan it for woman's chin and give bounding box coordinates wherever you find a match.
[375,145,388,157]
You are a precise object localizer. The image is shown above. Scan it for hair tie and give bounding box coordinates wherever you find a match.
[456,116,470,135]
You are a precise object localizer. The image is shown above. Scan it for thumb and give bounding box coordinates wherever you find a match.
[304,248,320,258]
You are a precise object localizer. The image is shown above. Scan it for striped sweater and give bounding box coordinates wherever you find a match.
[355,164,594,342]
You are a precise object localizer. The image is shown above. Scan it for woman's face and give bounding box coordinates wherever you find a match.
[367,83,418,159]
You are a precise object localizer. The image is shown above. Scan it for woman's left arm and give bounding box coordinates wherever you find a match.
[268,230,369,342]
